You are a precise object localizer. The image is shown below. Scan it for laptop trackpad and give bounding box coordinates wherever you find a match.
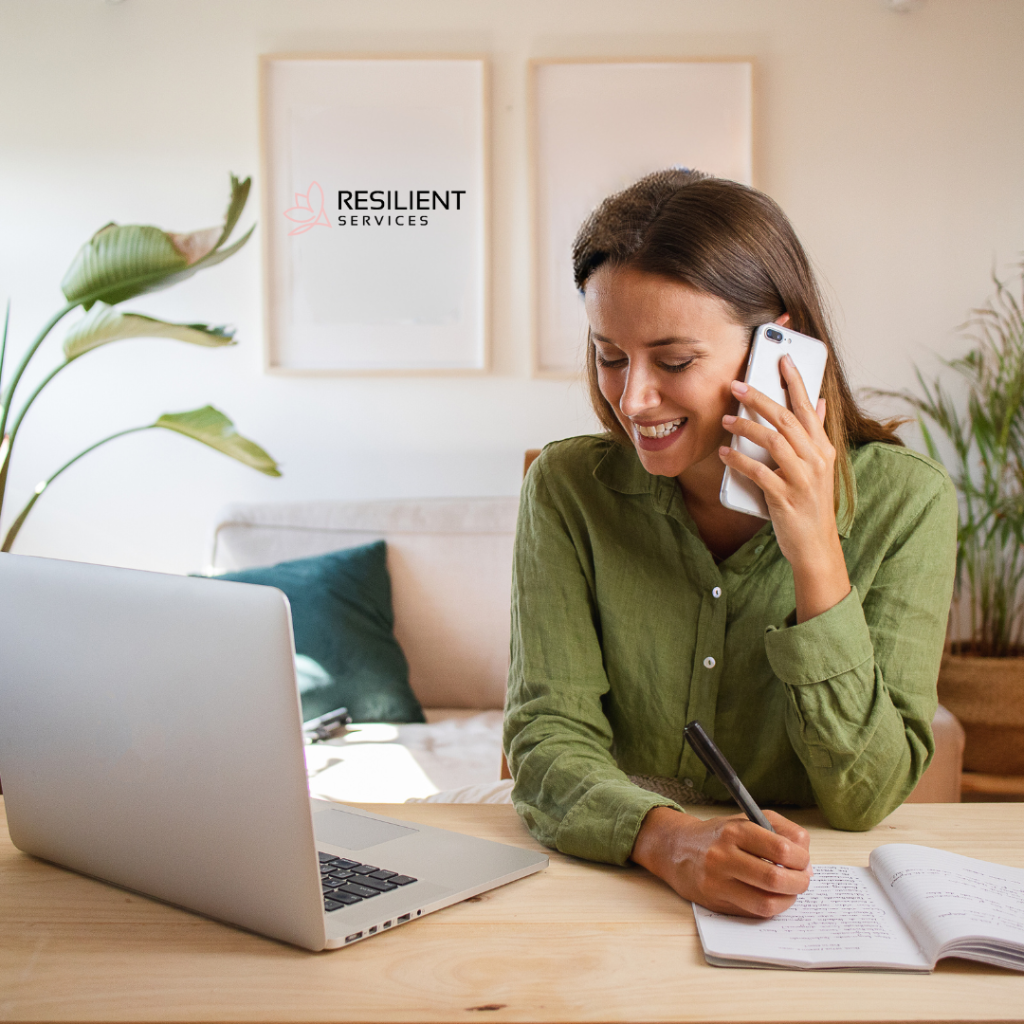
[313,806,417,850]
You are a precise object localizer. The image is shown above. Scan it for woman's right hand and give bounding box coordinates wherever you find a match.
[629,806,812,917]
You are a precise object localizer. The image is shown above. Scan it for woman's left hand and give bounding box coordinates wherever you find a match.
[719,355,851,622]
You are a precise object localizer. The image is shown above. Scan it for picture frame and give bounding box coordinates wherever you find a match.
[531,59,754,378]
[260,55,489,375]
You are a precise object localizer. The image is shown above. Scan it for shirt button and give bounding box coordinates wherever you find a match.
[684,778,694,788]
[755,545,764,554]
[712,586,722,599]
[703,656,716,669]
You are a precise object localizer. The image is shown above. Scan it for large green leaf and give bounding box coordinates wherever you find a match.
[60,175,253,310]
[62,302,235,361]
[61,224,186,309]
[151,223,255,291]
[154,406,281,476]
[212,174,251,251]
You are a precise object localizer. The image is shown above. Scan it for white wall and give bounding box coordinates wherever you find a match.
[1,0,1022,573]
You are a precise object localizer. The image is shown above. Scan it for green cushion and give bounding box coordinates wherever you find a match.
[213,542,424,724]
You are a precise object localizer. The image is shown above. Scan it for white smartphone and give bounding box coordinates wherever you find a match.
[719,323,829,520]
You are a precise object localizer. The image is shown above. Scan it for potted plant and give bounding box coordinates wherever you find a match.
[882,262,1024,778]
[0,175,280,552]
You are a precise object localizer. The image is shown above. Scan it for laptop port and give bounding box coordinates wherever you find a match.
[382,921,392,929]
[345,932,363,943]
[368,926,377,934]
[397,914,411,923]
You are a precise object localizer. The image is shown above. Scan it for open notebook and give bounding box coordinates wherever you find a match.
[694,844,1024,972]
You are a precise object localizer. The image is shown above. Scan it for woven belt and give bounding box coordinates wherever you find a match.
[628,774,717,806]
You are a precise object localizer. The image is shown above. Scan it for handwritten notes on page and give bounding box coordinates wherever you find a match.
[870,844,1024,972]
[693,865,931,971]
[694,846,1024,972]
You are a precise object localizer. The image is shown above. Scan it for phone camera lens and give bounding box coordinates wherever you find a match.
[765,328,784,342]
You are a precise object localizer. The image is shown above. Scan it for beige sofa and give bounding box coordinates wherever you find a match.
[211,497,516,803]
[210,496,963,805]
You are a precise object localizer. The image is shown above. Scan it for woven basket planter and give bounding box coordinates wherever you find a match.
[937,654,1024,775]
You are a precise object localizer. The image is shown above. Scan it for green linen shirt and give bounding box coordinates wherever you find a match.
[504,435,958,866]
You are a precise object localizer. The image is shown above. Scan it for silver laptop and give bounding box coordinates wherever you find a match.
[0,553,546,950]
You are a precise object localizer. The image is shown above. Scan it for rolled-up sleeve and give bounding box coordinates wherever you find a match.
[503,457,680,864]
[763,472,958,830]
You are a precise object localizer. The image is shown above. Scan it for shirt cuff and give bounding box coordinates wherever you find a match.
[763,586,872,686]
[555,780,682,865]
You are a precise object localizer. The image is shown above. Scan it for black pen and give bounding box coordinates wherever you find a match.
[683,720,775,833]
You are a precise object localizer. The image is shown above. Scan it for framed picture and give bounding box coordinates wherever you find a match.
[260,56,488,374]
[532,60,753,377]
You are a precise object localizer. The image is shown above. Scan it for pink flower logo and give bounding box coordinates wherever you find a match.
[284,182,331,235]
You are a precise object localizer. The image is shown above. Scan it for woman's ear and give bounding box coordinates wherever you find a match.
[775,312,791,327]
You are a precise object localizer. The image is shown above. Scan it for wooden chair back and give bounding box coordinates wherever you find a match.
[500,450,543,781]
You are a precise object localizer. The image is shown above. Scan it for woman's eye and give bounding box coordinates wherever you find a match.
[595,354,693,372]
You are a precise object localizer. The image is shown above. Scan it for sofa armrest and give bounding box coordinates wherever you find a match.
[905,704,965,803]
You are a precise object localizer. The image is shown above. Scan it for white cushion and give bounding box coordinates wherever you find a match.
[409,779,514,804]
[303,711,505,804]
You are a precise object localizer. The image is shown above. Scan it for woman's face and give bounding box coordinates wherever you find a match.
[585,265,752,484]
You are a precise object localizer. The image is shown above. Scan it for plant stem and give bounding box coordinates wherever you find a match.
[0,425,152,553]
[0,301,77,521]
[0,301,76,441]
[6,361,69,445]
[0,301,10,404]
[0,303,9,524]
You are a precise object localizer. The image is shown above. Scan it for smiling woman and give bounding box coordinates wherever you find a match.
[503,169,959,920]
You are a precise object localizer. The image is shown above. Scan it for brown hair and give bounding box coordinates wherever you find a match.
[573,169,904,519]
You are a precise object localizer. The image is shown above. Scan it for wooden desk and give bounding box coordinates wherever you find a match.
[2,796,1023,1023]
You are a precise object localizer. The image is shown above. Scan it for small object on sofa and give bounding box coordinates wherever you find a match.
[210,541,425,724]
[303,706,352,743]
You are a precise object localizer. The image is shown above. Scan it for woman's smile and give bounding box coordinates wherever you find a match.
[633,417,687,449]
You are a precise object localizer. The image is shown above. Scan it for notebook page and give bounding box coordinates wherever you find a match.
[693,865,930,970]
[869,844,1024,968]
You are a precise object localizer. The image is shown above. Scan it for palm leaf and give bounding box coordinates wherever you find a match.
[916,414,941,463]
[62,303,235,361]
[213,174,251,251]
[61,224,187,309]
[154,406,281,476]
[148,224,255,292]
[60,176,253,310]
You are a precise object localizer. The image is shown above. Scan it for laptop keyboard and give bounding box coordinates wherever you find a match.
[319,852,417,913]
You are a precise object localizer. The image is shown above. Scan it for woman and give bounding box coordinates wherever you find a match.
[503,169,957,919]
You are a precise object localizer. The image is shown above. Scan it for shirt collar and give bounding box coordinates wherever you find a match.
[593,438,660,497]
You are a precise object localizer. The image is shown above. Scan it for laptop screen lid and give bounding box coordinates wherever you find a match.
[0,553,328,951]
